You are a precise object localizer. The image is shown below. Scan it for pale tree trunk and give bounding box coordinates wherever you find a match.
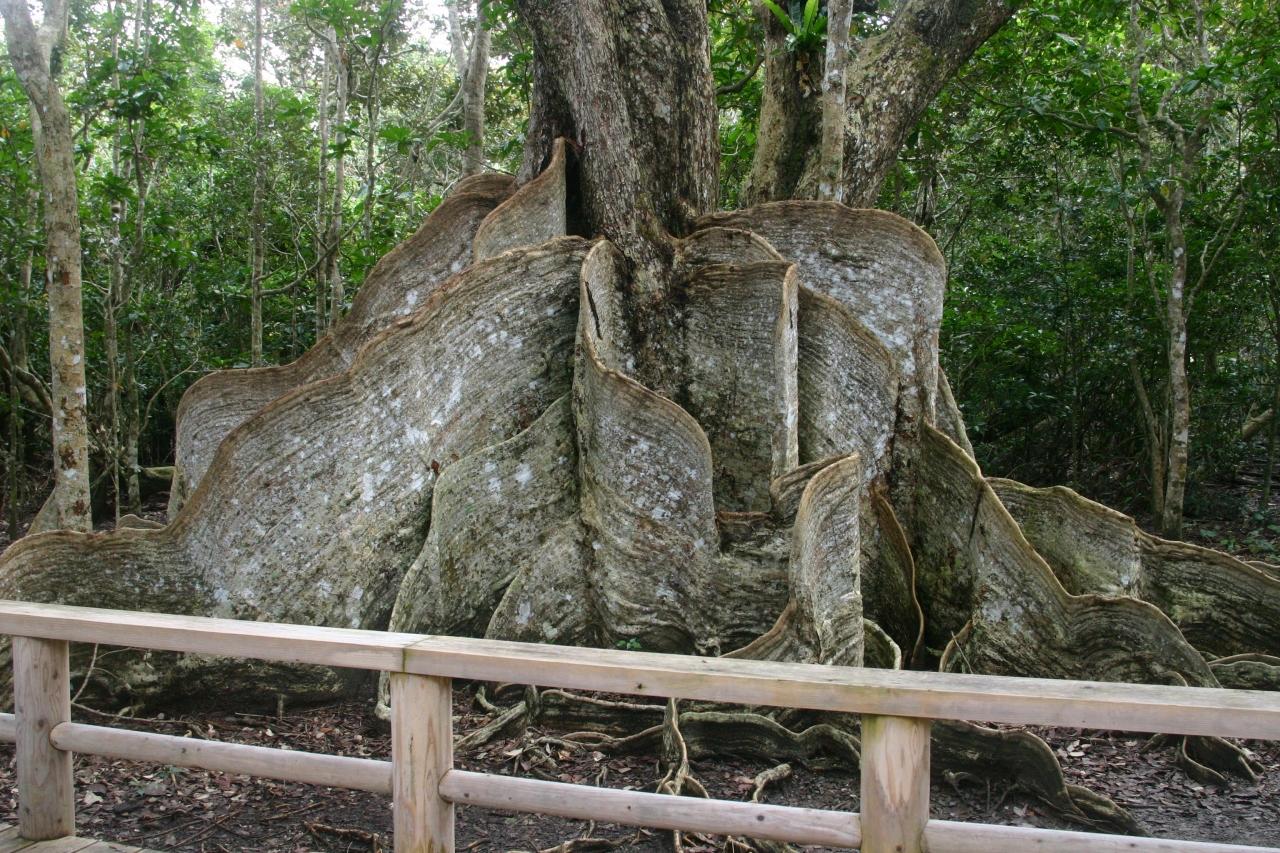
[817,0,852,201]
[449,0,490,177]
[746,0,1018,207]
[361,1,401,240]
[1121,0,1239,539]
[5,257,30,538]
[2,0,93,533]
[105,4,125,521]
[121,0,151,515]
[1160,190,1190,538]
[251,0,265,366]
[325,27,348,328]
[106,202,123,520]
[314,46,330,339]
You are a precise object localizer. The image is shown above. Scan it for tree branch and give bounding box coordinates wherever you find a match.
[0,342,52,416]
[716,53,763,97]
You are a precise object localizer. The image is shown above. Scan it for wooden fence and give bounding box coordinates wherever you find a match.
[0,599,1277,852]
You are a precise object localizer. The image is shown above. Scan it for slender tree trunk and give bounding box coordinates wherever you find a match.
[2,0,93,533]
[362,3,400,240]
[5,342,19,539]
[1160,190,1190,539]
[315,46,331,339]
[122,327,141,512]
[6,239,32,537]
[326,28,348,328]
[363,61,378,241]
[450,0,490,177]
[120,0,150,515]
[1130,358,1165,519]
[105,7,125,521]
[106,199,123,520]
[251,0,265,366]
[5,309,26,539]
[817,0,852,201]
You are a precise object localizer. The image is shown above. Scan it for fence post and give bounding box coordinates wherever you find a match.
[391,672,454,852]
[860,714,930,853]
[14,636,74,840]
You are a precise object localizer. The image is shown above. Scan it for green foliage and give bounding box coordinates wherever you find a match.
[711,0,764,207]
[761,0,826,52]
[886,0,1280,520]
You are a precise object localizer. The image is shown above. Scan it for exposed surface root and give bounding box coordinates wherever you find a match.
[992,478,1280,661]
[934,720,1141,835]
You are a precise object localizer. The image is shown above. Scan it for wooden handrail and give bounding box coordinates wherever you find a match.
[1,600,1276,738]
[0,599,1277,853]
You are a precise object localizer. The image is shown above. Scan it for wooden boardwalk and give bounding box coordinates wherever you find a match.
[0,826,153,852]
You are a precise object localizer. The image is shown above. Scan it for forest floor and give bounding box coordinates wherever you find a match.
[0,491,1278,851]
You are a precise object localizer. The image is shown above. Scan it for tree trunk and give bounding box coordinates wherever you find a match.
[250,0,265,366]
[122,330,141,514]
[746,0,1018,206]
[326,28,348,328]
[741,6,821,208]
[1130,358,1166,520]
[105,6,125,521]
[514,0,718,277]
[314,45,330,339]
[449,0,490,177]
[1263,377,1280,510]
[4,245,28,538]
[362,6,393,241]
[121,0,150,516]
[5,318,25,539]
[1161,190,1190,539]
[818,0,852,201]
[2,0,93,533]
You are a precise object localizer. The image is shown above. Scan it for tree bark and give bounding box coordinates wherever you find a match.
[2,0,93,533]
[314,45,330,338]
[514,0,718,282]
[250,0,265,366]
[1160,189,1190,538]
[448,0,490,177]
[746,0,1018,207]
[325,28,348,328]
[818,0,853,201]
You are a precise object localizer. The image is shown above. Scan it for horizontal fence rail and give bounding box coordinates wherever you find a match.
[0,600,1277,852]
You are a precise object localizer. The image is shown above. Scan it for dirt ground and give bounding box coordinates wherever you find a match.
[0,688,1276,852]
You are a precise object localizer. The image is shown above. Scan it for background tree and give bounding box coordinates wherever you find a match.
[2,0,92,533]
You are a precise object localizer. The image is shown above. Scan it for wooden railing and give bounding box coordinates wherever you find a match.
[0,600,1277,853]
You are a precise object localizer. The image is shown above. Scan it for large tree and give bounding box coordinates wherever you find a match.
[2,0,1278,836]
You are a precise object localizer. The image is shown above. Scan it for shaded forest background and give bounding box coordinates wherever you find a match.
[2,0,1279,550]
